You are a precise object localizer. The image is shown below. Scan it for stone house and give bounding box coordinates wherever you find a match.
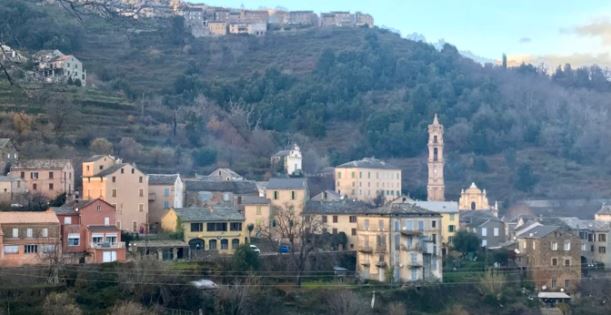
[147,174,184,233]
[0,210,60,267]
[32,49,86,86]
[0,175,27,204]
[184,178,258,207]
[558,217,610,269]
[9,159,74,199]
[335,157,401,203]
[0,138,18,175]
[206,168,243,181]
[460,210,506,249]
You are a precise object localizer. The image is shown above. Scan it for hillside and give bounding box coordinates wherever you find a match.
[2,0,611,206]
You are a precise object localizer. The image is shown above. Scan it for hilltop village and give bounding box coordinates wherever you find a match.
[0,114,609,305]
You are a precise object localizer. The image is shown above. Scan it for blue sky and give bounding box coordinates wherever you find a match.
[193,0,611,68]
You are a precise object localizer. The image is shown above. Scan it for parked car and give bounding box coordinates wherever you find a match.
[190,279,218,289]
[249,244,261,254]
[279,244,290,253]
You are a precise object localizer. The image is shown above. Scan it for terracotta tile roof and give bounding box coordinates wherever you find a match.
[0,210,59,224]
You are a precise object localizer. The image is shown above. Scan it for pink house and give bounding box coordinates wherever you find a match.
[53,198,126,263]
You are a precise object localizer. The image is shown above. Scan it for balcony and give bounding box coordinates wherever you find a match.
[400,229,422,236]
[90,242,124,249]
[148,193,156,202]
[400,244,422,252]
[358,246,373,253]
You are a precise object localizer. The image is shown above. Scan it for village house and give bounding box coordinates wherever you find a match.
[52,198,126,263]
[271,144,303,176]
[147,174,184,233]
[207,21,228,35]
[460,210,506,249]
[9,159,74,199]
[558,217,610,269]
[32,49,86,86]
[459,182,499,216]
[335,157,401,203]
[184,178,258,207]
[516,225,581,292]
[356,202,443,283]
[206,168,243,181]
[81,155,148,233]
[0,210,60,267]
[161,205,246,255]
[595,204,611,222]
[304,199,374,249]
[0,44,27,63]
[239,195,271,239]
[399,197,459,253]
[265,177,308,217]
[288,11,319,26]
[0,138,18,174]
[0,175,27,204]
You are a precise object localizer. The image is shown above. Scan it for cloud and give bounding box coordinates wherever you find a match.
[506,52,611,70]
[573,18,611,46]
[519,37,532,43]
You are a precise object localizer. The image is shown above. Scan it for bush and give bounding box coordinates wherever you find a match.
[231,245,260,272]
[192,148,217,167]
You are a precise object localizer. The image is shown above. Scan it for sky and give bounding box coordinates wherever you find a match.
[194,0,611,68]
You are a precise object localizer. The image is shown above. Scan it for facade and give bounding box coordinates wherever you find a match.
[32,49,86,86]
[460,210,506,249]
[356,202,443,283]
[516,225,581,292]
[265,178,308,217]
[240,195,271,238]
[161,205,246,255]
[148,174,184,232]
[271,144,303,176]
[459,182,499,215]
[595,204,611,222]
[304,199,373,249]
[335,157,401,203]
[558,217,610,269]
[0,175,27,203]
[9,159,74,199]
[399,197,459,251]
[0,210,60,267]
[208,21,228,35]
[81,155,149,233]
[52,198,126,263]
[427,114,445,201]
[0,138,18,174]
[184,178,258,207]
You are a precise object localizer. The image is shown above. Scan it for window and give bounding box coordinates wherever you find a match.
[41,228,48,238]
[433,148,438,161]
[432,234,437,244]
[552,258,558,266]
[207,223,227,231]
[49,183,54,191]
[564,279,570,289]
[349,216,357,223]
[112,189,117,197]
[351,228,357,236]
[24,245,38,254]
[551,242,558,251]
[418,221,424,232]
[232,239,240,249]
[333,215,338,223]
[332,228,338,234]
[20,171,24,178]
[49,171,54,179]
[351,171,355,179]
[139,189,144,197]
[112,176,116,183]
[493,227,499,237]
[139,204,144,212]
[432,220,436,228]
[33,183,37,190]
[121,168,124,174]
[31,172,38,179]
[163,201,169,208]
[291,191,296,200]
[482,239,487,247]
[564,259,571,266]
[221,239,228,250]
[139,176,143,183]
[26,228,33,238]
[3,245,19,254]
[104,217,110,225]
[209,239,217,250]
[273,191,279,200]
[337,172,341,179]
[12,228,18,238]
[64,217,72,224]
[471,202,476,210]
[132,221,137,232]
[191,223,203,232]
[322,216,327,223]
[551,278,557,289]
[379,220,385,231]
[448,225,455,232]
[230,222,242,231]
[563,240,571,251]
[364,219,369,231]
[481,228,487,237]
[163,187,170,197]
[68,233,80,246]
[599,233,607,242]
[599,246,607,254]
[131,168,135,174]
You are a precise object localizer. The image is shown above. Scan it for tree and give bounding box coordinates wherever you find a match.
[246,223,254,242]
[108,301,149,315]
[231,245,260,272]
[514,164,538,192]
[117,137,143,160]
[42,292,82,315]
[452,231,480,257]
[12,112,33,135]
[479,268,506,298]
[89,137,113,155]
[192,148,217,167]
[45,95,77,133]
[325,290,371,315]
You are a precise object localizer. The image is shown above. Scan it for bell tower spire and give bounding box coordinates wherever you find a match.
[427,114,445,201]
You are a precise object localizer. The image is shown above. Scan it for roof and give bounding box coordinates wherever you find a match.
[311,190,342,201]
[185,179,258,194]
[304,199,374,215]
[0,210,59,224]
[95,163,136,177]
[272,149,290,158]
[557,217,611,231]
[407,199,459,214]
[84,155,113,163]
[460,211,502,227]
[363,202,440,217]
[240,196,270,205]
[149,174,179,185]
[51,198,114,215]
[336,157,399,170]
[11,159,71,170]
[597,204,611,215]
[173,205,244,222]
[207,168,242,179]
[0,175,19,182]
[266,178,307,190]
[519,225,561,239]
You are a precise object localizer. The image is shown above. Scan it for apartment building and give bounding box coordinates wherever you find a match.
[53,198,126,263]
[356,202,443,283]
[81,155,148,233]
[148,174,184,233]
[460,210,506,249]
[0,210,60,267]
[335,157,401,202]
[9,159,74,199]
[559,217,610,269]
[400,197,459,252]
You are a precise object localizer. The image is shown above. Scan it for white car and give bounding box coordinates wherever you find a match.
[190,279,218,289]
[249,244,261,254]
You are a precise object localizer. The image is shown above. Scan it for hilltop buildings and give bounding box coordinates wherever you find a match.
[271,144,302,176]
[335,157,401,203]
[31,50,86,86]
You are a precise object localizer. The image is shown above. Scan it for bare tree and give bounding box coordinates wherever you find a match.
[45,95,78,133]
[479,268,506,298]
[108,301,151,315]
[214,276,260,315]
[325,290,371,315]
[42,292,82,315]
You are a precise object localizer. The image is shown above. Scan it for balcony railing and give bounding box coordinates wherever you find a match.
[400,244,422,252]
[90,242,124,249]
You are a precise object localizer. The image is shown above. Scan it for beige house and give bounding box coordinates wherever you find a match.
[148,174,184,233]
[240,195,271,238]
[32,49,86,86]
[356,202,443,283]
[0,175,27,203]
[335,157,401,203]
[9,159,74,199]
[304,199,374,249]
[208,21,228,35]
[265,178,308,216]
[81,155,148,233]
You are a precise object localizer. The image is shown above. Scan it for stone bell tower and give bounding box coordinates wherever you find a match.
[427,114,445,201]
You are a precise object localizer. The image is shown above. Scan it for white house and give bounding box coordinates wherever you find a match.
[271,144,302,175]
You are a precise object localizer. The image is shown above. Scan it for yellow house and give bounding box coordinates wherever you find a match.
[161,205,246,255]
[265,178,308,216]
[304,199,374,250]
[335,157,401,203]
[240,195,271,238]
[81,155,148,233]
